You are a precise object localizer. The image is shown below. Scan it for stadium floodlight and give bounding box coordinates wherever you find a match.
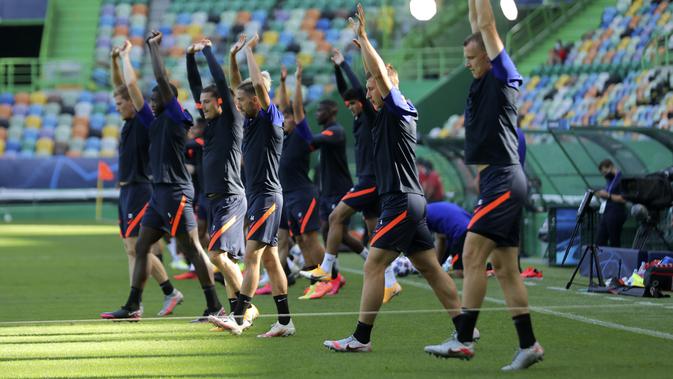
[409,0,437,21]
[500,0,518,21]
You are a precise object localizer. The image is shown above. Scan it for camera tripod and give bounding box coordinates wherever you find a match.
[561,191,606,291]
[632,209,672,251]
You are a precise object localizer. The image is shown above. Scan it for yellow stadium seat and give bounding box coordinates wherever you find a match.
[36,138,54,155]
[187,24,203,39]
[25,115,42,129]
[255,55,266,66]
[0,139,4,154]
[178,90,189,103]
[99,149,116,158]
[29,91,47,105]
[262,31,279,46]
[102,125,119,139]
[297,52,313,66]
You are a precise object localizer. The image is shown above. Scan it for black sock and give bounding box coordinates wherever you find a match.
[331,265,338,280]
[228,298,237,313]
[273,294,291,325]
[452,314,461,331]
[353,321,373,344]
[233,293,251,325]
[457,309,479,343]
[202,285,221,311]
[229,291,240,313]
[513,313,536,349]
[125,287,143,309]
[159,280,174,296]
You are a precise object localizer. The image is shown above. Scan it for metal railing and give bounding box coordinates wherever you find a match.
[643,31,672,68]
[343,47,464,82]
[0,58,92,92]
[382,47,465,81]
[505,0,590,62]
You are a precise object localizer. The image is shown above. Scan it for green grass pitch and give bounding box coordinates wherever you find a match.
[2,222,673,378]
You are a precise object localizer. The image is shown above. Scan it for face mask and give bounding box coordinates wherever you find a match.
[604,173,615,181]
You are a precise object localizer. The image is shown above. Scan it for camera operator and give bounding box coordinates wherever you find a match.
[595,159,627,247]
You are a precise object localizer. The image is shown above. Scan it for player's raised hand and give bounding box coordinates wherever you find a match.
[230,34,247,55]
[246,33,260,50]
[331,48,345,65]
[146,30,162,45]
[201,39,213,48]
[111,46,120,59]
[281,65,288,81]
[295,61,303,81]
[119,40,132,57]
[348,3,367,39]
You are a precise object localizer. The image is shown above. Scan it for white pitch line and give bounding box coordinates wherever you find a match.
[339,266,673,341]
[547,286,567,292]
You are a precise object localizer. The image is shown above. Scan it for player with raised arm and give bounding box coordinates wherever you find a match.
[106,45,183,318]
[274,62,326,299]
[323,4,462,352]
[185,38,259,325]
[208,34,295,337]
[424,0,543,370]
[101,32,223,321]
[301,47,401,303]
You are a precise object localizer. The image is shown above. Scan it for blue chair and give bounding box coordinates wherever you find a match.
[0,92,14,105]
[5,138,20,152]
[85,137,102,151]
[78,91,94,104]
[43,114,58,129]
[13,104,28,116]
[28,104,44,116]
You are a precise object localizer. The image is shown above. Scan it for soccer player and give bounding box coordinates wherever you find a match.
[323,4,462,352]
[424,0,544,370]
[185,38,259,323]
[301,47,401,303]
[274,62,326,298]
[426,201,472,277]
[101,32,223,320]
[107,45,183,317]
[208,34,295,337]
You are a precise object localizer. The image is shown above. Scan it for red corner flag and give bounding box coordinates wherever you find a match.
[98,161,114,181]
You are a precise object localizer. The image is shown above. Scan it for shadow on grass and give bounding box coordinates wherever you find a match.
[0,351,248,363]
[0,332,213,345]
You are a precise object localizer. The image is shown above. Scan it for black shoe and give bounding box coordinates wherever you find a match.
[101,305,142,320]
[190,307,225,323]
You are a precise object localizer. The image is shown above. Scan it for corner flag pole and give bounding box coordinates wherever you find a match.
[96,175,103,221]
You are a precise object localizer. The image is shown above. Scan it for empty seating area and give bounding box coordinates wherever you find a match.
[145,0,408,109]
[431,0,673,139]
[92,0,150,88]
[0,91,120,158]
[0,0,415,157]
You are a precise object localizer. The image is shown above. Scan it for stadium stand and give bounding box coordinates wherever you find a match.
[430,0,673,139]
[0,0,423,158]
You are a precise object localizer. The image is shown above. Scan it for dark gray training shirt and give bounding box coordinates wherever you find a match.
[242,103,284,195]
[118,115,151,184]
[464,49,522,166]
